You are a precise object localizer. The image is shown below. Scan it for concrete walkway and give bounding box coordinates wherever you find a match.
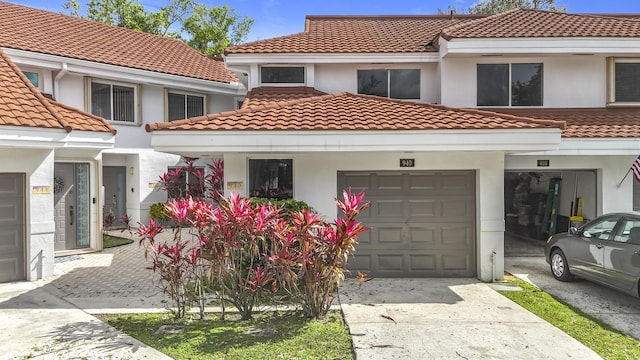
[0,229,602,359]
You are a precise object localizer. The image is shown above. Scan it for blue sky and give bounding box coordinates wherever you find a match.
[10,0,640,41]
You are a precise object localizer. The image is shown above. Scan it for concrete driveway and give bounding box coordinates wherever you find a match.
[339,278,601,359]
[505,256,640,341]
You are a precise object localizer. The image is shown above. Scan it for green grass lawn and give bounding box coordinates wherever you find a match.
[102,234,134,248]
[98,311,353,360]
[498,275,640,360]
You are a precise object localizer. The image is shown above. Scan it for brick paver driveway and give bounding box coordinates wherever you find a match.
[39,230,169,311]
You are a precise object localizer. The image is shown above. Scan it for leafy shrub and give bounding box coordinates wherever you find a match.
[250,198,312,218]
[149,203,170,224]
[138,190,369,320]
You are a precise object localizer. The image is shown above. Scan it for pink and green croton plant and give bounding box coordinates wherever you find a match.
[138,189,370,320]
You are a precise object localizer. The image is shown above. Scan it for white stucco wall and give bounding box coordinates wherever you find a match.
[56,73,85,110]
[224,151,506,281]
[440,55,608,108]
[314,63,440,103]
[0,148,55,280]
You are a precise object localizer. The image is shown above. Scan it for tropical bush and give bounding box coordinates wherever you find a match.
[137,189,369,320]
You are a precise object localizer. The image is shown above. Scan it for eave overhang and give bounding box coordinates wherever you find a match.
[149,128,562,156]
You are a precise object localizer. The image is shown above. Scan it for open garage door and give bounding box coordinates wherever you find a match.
[505,170,597,241]
[0,173,26,282]
[338,171,476,277]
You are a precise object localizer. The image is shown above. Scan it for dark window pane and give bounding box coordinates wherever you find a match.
[512,63,543,106]
[358,70,388,97]
[112,85,134,122]
[91,82,111,120]
[23,71,39,87]
[477,64,509,106]
[249,159,293,200]
[615,63,640,102]
[261,67,304,83]
[187,95,204,118]
[168,93,186,121]
[390,69,420,99]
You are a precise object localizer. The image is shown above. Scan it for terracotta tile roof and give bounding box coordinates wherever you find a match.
[441,8,640,40]
[0,48,115,134]
[226,15,484,54]
[0,1,238,84]
[146,92,564,132]
[486,108,640,138]
[241,87,327,108]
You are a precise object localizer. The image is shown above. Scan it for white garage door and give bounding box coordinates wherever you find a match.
[338,171,476,277]
[0,174,25,283]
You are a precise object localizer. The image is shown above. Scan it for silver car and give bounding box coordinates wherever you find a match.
[545,212,640,298]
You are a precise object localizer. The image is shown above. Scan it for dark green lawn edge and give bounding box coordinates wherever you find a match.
[497,275,640,360]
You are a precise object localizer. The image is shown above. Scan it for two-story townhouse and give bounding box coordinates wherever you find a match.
[147,9,640,282]
[0,1,245,265]
[0,48,115,282]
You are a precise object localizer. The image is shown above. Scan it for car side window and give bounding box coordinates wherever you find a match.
[614,218,640,244]
[582,217,620,241]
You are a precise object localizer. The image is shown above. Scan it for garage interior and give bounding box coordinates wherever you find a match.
[505,170,597,243]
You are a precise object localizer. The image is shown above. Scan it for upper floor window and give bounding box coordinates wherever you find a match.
[260,66,304,84]
[89,79,138,123]
[23,71,40,88]
[357,69,420,99]
[167,92,205,121]
[609,58,640,104]
[477,63,543,107]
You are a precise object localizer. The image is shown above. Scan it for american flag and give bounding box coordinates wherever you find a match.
[633,155,640,183]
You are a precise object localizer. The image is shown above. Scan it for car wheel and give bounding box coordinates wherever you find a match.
[550,249,574,282]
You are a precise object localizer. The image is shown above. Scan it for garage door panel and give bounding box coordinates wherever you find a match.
[442,227,473,246]
[442,254,472,272]
[0,173,25,283]
[408,227,435,244]
[441,173,473,191]
[0,228,21,250]
[408,173,437,190]
[341,173,370,192]
[378,227,403,244]
[378,255,404,272]
[375,200,404,218]
[410,255,437,271]
[0,203,21,224]
[349,254,372,273]
[408,200,436,217]
[339,170,475,277]
[376,173,403,190]
[442,198,473,217]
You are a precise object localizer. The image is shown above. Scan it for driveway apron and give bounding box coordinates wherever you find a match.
[339,278,602,360]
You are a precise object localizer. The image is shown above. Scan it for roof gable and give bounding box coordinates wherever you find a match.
[441,8,640,40]
[0,1,238,84]
[0,48,115,134]
[146,91,564,132]
[226,15,484,54]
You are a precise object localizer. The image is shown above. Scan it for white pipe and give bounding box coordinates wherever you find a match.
[53,62,68,101]
[491,250,497,282]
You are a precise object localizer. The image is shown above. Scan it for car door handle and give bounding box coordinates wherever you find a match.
[635,250,640,256]
[596,243,604,249]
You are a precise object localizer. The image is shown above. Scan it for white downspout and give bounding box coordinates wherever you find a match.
[491,250,497,282]
[53,62,68,101]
